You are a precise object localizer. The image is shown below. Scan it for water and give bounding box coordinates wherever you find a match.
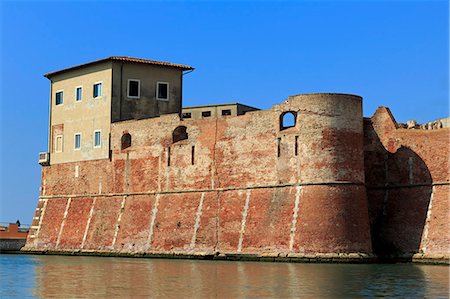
[0,254,448,298]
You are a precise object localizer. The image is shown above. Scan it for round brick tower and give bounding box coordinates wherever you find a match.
[279,93,372,254]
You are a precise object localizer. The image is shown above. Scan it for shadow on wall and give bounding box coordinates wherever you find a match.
[364,122,432,259]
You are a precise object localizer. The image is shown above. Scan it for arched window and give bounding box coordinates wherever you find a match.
[173,126,188,143]
[280,111,297,130]
[121,133,131,150]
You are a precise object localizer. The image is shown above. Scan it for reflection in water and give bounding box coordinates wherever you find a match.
[0,255,448,298]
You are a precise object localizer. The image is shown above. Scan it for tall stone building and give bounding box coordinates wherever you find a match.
[27,57,449,264]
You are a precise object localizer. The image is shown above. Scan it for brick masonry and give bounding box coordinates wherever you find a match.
[24,94,449,263]
[364,107,449,261]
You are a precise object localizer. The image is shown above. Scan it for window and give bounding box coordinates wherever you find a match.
[55,135,63,153]
[222,109,232,116]
[93,82,102,98]
[75,86,82,101]
[55,91,63,105]
[94,130,101,148]
[74,133,81,150]
[202,111,211,118]
[280,111,297,130]
[127,79,140,98]
[121,133,131,150]
[277,137,281,157]
[182,112,192,119]
[167,147,171,166]
[156,82,169,100]
[173,126,188,143]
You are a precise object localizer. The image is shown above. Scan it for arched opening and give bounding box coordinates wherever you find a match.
[280,111,297,130]
[121,133,131,150]
[173,126,188,143]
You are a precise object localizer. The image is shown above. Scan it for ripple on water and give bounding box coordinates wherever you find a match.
[0,255,448,298]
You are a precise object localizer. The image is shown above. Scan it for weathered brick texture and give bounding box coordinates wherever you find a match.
[365,107,449,260]
[24,94,448,262]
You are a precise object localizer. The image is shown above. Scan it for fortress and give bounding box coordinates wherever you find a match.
[23,57,449,263]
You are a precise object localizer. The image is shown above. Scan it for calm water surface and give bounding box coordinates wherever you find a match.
[0,254,448,298]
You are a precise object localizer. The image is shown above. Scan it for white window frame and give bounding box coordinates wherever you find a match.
[55,90,64,106]
[156,81,169,101]
[127,79,141,99]
[55,135,63,153]
[93,81,103,98]
[74,133,82,151]
[93,130,102,148]
[75,86,83,102]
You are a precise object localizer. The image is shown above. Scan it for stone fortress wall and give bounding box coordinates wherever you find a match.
[24,93,449,263]
[364,108,449,261]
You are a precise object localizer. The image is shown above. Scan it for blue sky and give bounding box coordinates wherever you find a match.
[0,1,448,223]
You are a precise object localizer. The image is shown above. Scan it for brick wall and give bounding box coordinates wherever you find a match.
[365,107,449,259]
[25,94,449,261]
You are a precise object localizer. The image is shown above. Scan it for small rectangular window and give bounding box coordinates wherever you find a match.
[55,135,63,152]
[55,91,63,105]
[182,112,192,119]
[157,82,169,100]
[75,87,82,101]
[128,79,140,98]
[202,111,211,118]
[94,130,101,148]
[93,83,102,98]
[74,133,81,150]
[222,109,231,116]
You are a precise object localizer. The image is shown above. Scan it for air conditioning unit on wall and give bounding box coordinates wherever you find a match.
[38,152,50,166]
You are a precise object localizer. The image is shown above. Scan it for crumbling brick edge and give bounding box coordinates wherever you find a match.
[19,248,449,265]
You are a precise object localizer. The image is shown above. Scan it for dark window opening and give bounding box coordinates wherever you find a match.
[191,145,195,165]
[109,133,112,161]
[280,111,297,130]
[128,80,140,98]
[277,138,281,158]
[222,109,232,116]
[202,111,211,118]
[56,91,63,105]
[121,133,131,150]
[76,87,82,101]
[157,82,168,100]
[173,126,188,143]
[182,112,192,119]
[93,83,102,98]
[295,136,298,156]
[167,147,171,166]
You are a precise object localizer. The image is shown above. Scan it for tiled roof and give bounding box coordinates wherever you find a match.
[44,56,194,78]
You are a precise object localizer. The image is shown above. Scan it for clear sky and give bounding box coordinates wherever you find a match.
[0,1,448,224]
